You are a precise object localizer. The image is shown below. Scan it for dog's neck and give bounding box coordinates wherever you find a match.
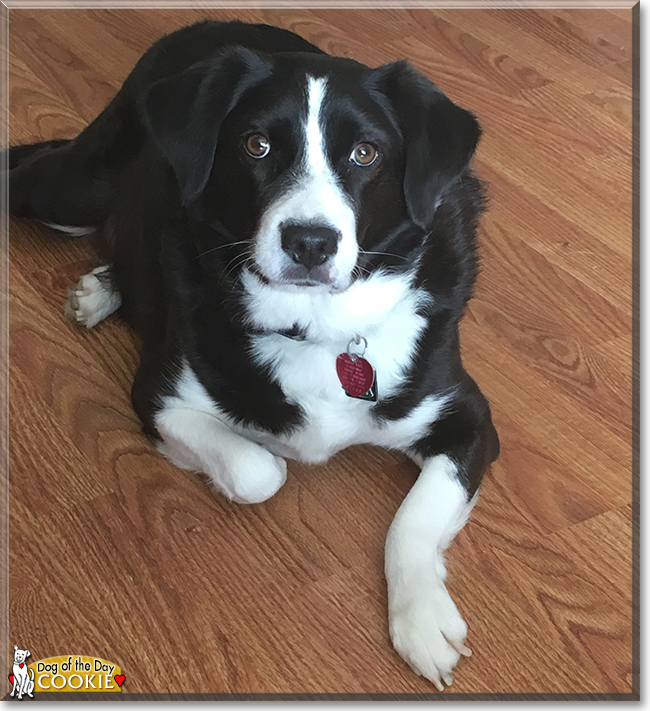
[241,268,428,346]
[247,323,307,341]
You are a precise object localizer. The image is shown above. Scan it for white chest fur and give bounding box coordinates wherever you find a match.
[160,271,448,463]
[160,271,450,464]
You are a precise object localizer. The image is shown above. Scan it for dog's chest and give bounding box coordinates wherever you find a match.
[243,274,443,462]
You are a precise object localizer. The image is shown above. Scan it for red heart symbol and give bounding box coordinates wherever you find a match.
[336,353,375,398]
[114,674,125,687]
[8,674,14,685]
[18,664,24,669]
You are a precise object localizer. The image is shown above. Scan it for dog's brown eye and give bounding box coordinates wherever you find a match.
[245,134,270,158]
[350,143,377,166]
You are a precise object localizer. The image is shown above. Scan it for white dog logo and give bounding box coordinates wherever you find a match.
[9,645,34,700]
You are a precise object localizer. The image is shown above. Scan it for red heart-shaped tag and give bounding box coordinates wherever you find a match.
[8,674,14,685]
[19,664,24,669]
[114,674,125,687]
[336,353,375,398]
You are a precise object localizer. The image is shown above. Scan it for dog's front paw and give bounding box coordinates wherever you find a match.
[389,584,471,690]
[223,451,287,505]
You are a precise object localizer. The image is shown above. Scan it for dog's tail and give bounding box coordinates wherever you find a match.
[6,139,71,171]
[5,90,140,231]
[29,668,34,681]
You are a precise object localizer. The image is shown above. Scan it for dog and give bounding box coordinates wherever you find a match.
[10,645,35,699]
[7,20,499,689]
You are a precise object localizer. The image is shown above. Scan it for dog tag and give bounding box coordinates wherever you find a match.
[336,353,378,401]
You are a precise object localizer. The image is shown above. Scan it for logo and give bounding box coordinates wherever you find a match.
[8,648,125,696]
[9,646,34,700]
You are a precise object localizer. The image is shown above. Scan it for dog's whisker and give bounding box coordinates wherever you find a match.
[360,249,410,261]
[196,240,251,259]
[352,264,371,280]
[223,254,252,277]
[222,252,254,281]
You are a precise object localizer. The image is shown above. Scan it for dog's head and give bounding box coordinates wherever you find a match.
[13,646,30,664]
[142,47,480,292]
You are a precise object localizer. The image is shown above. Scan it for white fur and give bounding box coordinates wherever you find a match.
[155,382,287,505]
[64,265,121,329]
[41,220,95,237]
[244,271,450,462]
[385,455,476,690]
[252,76,357,289]
[242,267,428,346]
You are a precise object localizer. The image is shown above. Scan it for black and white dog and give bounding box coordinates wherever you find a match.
[7,20,499,689]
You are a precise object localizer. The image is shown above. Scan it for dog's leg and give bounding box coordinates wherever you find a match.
[155,406,287,504]
[64,265,121,329]
[16,674,25,700]
[386,455,477,689]
[132,354,288,505]
[387,380,499,689]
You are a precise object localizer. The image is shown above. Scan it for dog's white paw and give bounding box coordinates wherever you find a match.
[226,451,287,505]
[389,584,471,690]
[157,435,287,505]
[64,266,121,329]
[155,401,289,505]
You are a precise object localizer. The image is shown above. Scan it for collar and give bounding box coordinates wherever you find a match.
[247,323,307,341]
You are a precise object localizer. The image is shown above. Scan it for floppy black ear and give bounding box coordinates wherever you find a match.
[141,48,273,205]
[371,60,481,227]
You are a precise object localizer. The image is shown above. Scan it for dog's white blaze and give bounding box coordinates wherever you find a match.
[304,75,329,175]
[252,75,358,288]
[385,455,476,686]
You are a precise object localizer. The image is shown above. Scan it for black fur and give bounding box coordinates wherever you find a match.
[6,19,498,496]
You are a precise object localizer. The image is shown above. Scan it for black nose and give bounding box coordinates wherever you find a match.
[281,224,339,271]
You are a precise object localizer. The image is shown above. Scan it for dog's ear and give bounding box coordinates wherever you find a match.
[25,650,30,658]
[13,645,17,651]
[141,48,273,205]
[369,60,481,227]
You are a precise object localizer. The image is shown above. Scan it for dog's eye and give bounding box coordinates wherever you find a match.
[245,134,270,159]
[350,143,378,166]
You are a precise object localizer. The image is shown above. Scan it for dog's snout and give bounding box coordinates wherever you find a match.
[281,224,339,271]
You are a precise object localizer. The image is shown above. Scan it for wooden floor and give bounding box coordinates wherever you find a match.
[6,6,636,697]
